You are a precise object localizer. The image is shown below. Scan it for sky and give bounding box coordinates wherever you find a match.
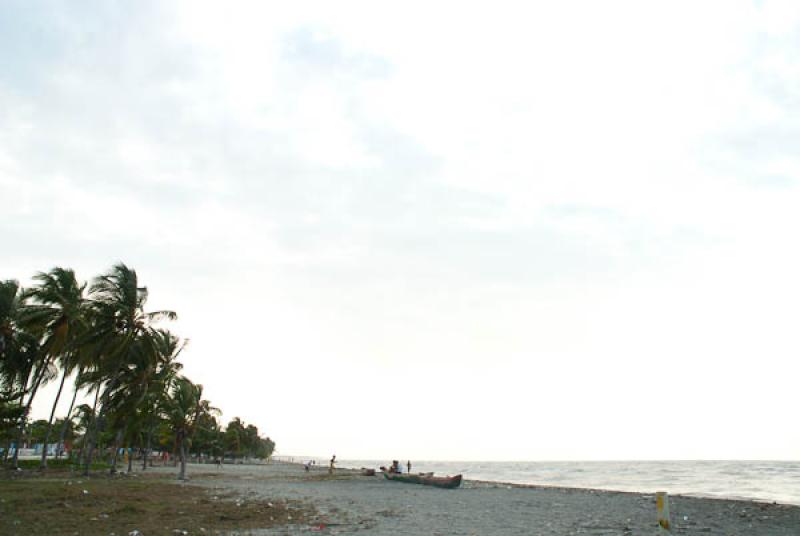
[2,0,800,461]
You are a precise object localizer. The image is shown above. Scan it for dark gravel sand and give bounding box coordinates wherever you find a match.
[158,463,800,535]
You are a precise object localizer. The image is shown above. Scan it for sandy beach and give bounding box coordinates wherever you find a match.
[141,462,800,535]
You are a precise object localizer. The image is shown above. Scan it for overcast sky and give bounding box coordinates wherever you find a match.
[3,1,800,461]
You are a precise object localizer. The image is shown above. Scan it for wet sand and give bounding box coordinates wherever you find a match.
[150,462,800,535]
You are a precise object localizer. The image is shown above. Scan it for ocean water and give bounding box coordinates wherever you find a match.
[310,459,800,505]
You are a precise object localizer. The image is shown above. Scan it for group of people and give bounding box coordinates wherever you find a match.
[383,459,412,474]
[302,455,336,474]
[304,455,413,475]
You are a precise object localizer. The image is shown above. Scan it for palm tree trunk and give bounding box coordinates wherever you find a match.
[2,436,12,463]
[75,440,84,466]
[142,424,154,470]
[84,357,131,475]
[7,368,31,466]
[109,428,123,474]
[40,367,69,469]
[12,417,26,469]
[12,356,51,469]
[56,371,81,459]
[82,386,101,476]
[178,433,187,480]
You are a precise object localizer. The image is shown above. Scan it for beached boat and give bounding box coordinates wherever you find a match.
[382,471,462,489]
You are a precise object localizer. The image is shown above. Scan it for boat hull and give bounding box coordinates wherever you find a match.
[382,472,462,489]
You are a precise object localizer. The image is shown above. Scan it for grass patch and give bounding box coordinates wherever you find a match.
[0,475,316,535]
[10,458,110,471]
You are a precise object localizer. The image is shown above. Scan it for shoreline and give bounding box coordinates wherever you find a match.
[274,458,800,507]
[465,479,796,507]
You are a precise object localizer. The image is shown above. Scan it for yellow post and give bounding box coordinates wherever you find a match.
[656,491,671,533]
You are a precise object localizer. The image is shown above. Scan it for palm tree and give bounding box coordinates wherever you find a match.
[139,330,185,470]
[224,417,245,460]
[70,402,95,464]
[0,280,19,362]
[79,264,176,475]
[1,279,49,468]
[102,330,185,473]
[165,376,215,480]
[19,268,88,469]
[55,367,86,459]
[0,281,28,437]
[192,413,224,460]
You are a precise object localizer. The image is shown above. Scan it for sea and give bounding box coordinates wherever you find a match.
[289,459,800,505]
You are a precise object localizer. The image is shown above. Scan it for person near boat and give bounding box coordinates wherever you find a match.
[380,460,402,473]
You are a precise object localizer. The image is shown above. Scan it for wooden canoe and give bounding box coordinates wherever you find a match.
[382,471,462,489]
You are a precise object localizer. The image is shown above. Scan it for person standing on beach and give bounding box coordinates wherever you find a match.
[407,460,411,473]
[329,454,336,474]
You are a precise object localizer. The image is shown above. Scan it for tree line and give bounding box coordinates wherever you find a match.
[0,264,274,479]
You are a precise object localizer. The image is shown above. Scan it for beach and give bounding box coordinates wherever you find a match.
[146,462,800,535]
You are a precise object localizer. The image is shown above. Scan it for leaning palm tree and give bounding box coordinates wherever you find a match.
[54,366,86,459]
[18,268,89,469]
[79,264,176,475]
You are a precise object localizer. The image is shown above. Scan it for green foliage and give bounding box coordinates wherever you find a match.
[0,279,40,403]
[26,419,49,445]
[222,417,274,459]
[2,264,276,473]
[0,399,23,444]
[191,413,224,457]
